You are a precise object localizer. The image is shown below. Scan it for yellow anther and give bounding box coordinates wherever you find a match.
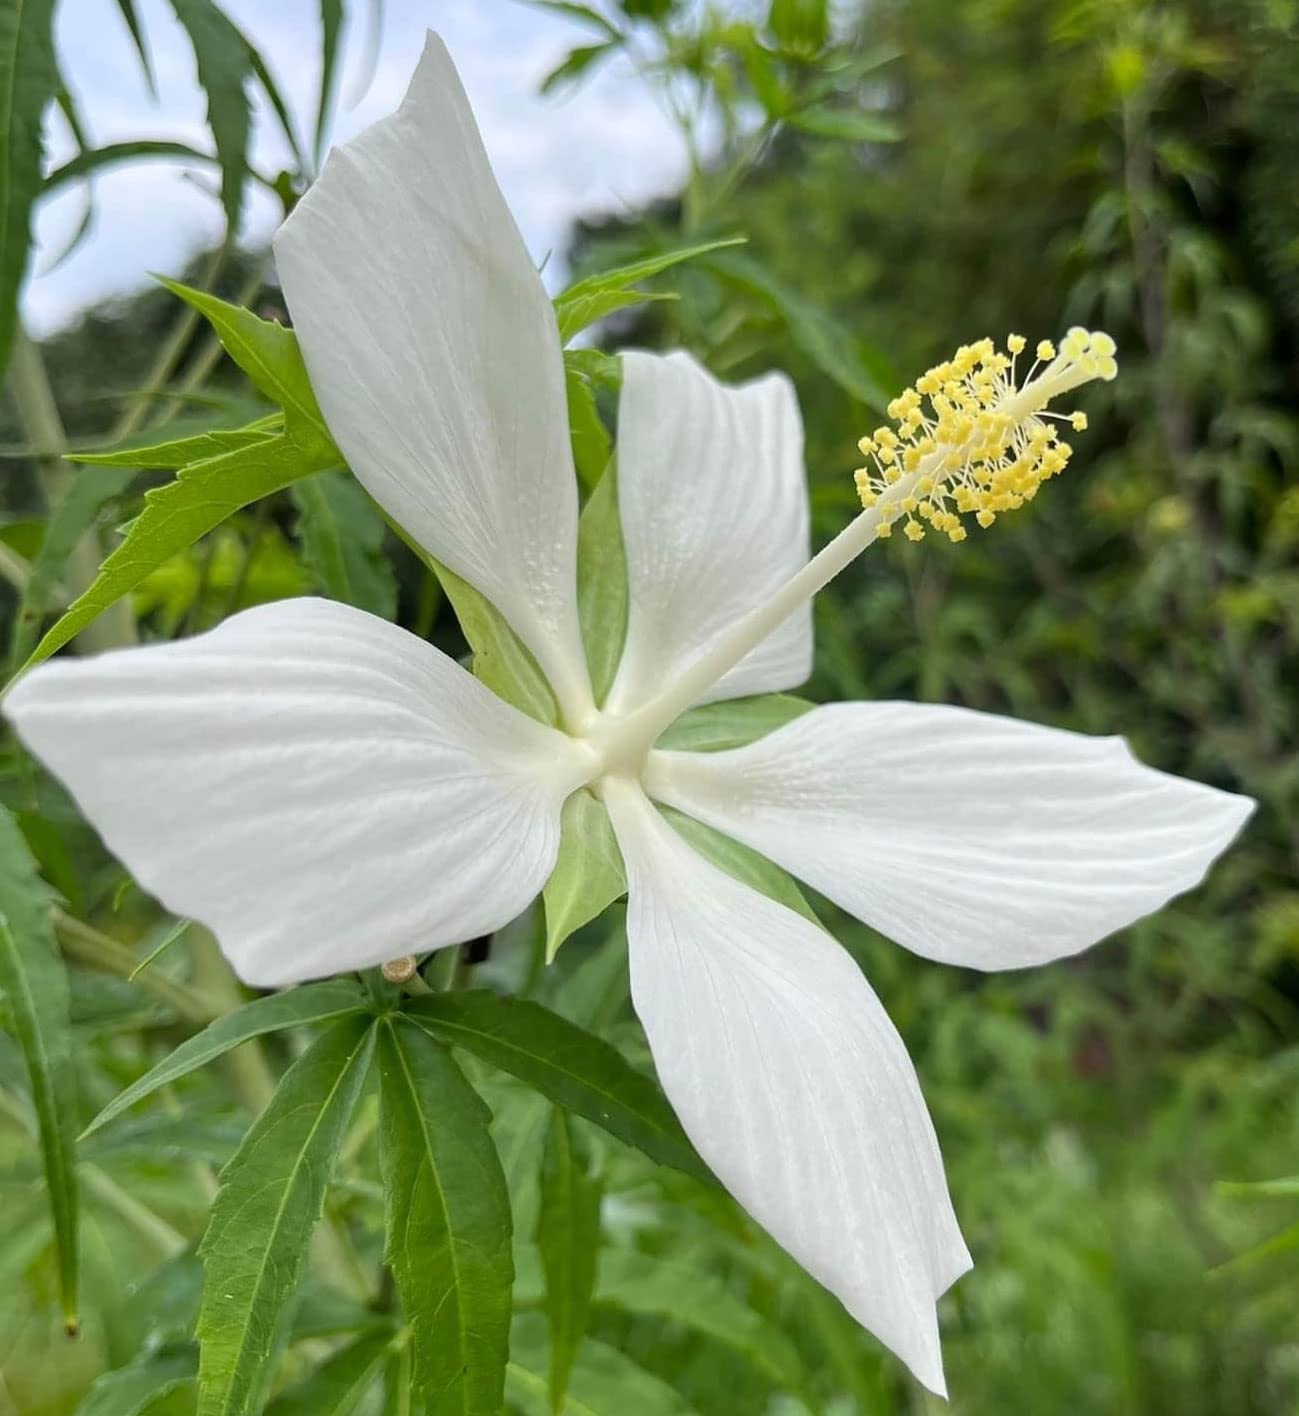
[851,327,1116,544]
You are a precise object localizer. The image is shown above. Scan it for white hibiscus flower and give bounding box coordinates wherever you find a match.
[3,34,1251,1396]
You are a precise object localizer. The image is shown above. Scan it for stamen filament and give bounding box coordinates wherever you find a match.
[606,328,1116,760]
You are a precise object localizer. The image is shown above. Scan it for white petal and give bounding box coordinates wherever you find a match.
[273,35,590,717]
[4,599,590,987]
[644,701,1254,970]
[603,351,812,714]
[603,780,970,1395]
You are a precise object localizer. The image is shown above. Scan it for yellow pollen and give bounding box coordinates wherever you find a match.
[851,328,1117,540]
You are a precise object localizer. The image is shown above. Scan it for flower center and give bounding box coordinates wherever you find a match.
[568,707,659,788]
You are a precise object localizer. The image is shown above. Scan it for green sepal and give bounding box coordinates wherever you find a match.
[659,804,820,927]
[576,462,628,708]
[543,789,626,962]
[427,556,561,727]
[655,692,814,752]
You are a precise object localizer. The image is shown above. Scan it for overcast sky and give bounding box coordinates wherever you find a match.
[28,0,694,335]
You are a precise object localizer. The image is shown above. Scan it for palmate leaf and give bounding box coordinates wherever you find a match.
[197,1016,375,1416]
[0,804,78,1331]
[703,248,895,413]
[75,1347,197,1416]
[264,1329,395,1416]
[81,979,368,1138]
[44,140,224,195]
[538,1111,603,1413]
[5,464,135,675]
[376,1016,513,1416]
[314,0,344,167]
[155,282,332,442]
[74,415,283,469]
[165,0,252,231]
[0,0,57,377]
[405,992,709,1183]
[292,470,398,619]
[595,1250,804,1391]
[19,428,340,671]
[507,1315,695,1416]
[109,0,157,95]
[553,237,746,343]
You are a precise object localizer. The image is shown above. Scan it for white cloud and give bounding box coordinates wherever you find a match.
[26,0,690,334]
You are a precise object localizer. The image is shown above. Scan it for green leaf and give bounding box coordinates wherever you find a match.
[786,104,901,143]
[554,237,746,343]
[313,0,344,167]
[156,281,332,444]
[5,465,135,675]
[20,430,339,671]
[0,0,57,376]
[563,348,622,393]
[109,0,157,95]
[71,416,282,469]
[376,1017,513,1415]
[165,0,252,230]
[705,250,895,412]
[430,557,560,727]
[44,139,215,194]
[576,463,627,705]
[292,471,398,619]
[565,360,611,492]
[596,1249,804,1389]
[81,980,369,1139]
[767,0,828,52]
[538,1111,603,1413]
[75,1347,197,1416]
[522,1,620,39]
[405,992,709,1183]
[265,1330,395,1416]
[655,692,814,752]
[543,790,626,963]
[540,42,617,97]
[659,805,820,926]
[0,804,79,1331]
[507,1315,695,1416]
[197,1016,376,1416]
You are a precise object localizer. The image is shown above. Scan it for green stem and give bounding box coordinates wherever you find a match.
[81,1163,187,1260]
[54,909,216,1025]
[7,328,136,652]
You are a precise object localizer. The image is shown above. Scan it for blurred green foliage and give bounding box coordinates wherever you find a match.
[1,0,1297,1413]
